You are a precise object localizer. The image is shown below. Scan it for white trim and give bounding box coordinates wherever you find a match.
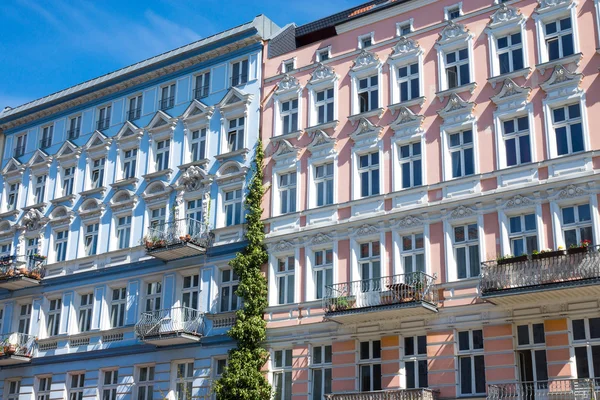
[358,32,375,49]
[493,101,537,171]
[316,46,332,63]
[444,2,463,21]
[396,19,414,37]
[533,0,580,67]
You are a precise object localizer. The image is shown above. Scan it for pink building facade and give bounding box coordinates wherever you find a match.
[261,0,600,399]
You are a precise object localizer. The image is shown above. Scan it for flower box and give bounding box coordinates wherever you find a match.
[567,246,589,255]
[497,254,528,265]
[531,250,566,260]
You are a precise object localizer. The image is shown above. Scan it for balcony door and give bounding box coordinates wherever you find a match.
[357,241,381,308]
[517,350,548,398]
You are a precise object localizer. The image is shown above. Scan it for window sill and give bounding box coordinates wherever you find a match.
[50,194,76,206]
[110,177,139,189]
[487,67,532,88]
[0,209,19,219]
[142,169,172,181]
[305,120,339,134]
[536,52,582,74]
[178,159,210,171]
[214,148,250,162]
[271,130,303,143]
[80,186,107,197]
[388,97,426,114]
[436,82,477,101]
[348,108,385,124]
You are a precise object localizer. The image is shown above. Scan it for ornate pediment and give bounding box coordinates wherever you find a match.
[146,110,177,133]
[447,205,476,220]
[142,181,173,205]
[115,121,143,148]
[540,65,582,99]
[272,139,299,165]
[181,99,214,121]
[49,206,75,227]
[353,224,379,237]
[27,149,53,171]
[349,118,383,145]
[310,233,333,246]
[390,37,421,59]
[85,130,112,158]
[437,21,471,45]
[79,198,105,221]
[218,87,253,108]
[390,106,424,136]
[491,78,531,108]
[488,4,524,28]
[276,74,301,95]
[110,189,138,214]
[55,140,82,164]
[351,50,381,72]
[178,165,211,192]
[307,130,336,159]
[21,208,48,231]
[438,93,475,122]
[536,0,572,14]
[215,161,248,185]
[309,63,337,85]
[504,194,533,209]
[556,184,586,199]
[396,215,423,229]
[2,158,25,180]
[270,240,295,253]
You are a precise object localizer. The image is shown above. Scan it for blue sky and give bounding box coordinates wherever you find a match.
[0,0,363,109]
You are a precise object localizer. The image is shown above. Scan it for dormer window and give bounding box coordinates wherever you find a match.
[190,128,207,162]
[123,149,138,179]
[316,48,330,62]
[160,84,176,111]
[155,139,170,171]
[33,174,47,204]
[194,71,211,100]
[91,158,106,189]
[231,59,249,87]
[97,105,111,131]
[227,117,245,153]
[128,95,142,121]
[358,33,373,49]
[40,125,53,149]
[68,116,81,139]
[545,17,574,61]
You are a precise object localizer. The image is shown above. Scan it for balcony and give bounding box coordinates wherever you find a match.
[194,86,209,100]
[323,272,438,324]
[67,128,80,140]
[488,379,599,399]
[97,118,111,131]
[0,332,36,366]
[39,137,52,149]
[13,145,25,158]
[134,307,204,346]
[127,108,141,121]
[231,74,248,87]
[159,96,174,111]
[326,389,439,400]
[144,218,211,261]
[480,246,600,306]
[0,255,46,290]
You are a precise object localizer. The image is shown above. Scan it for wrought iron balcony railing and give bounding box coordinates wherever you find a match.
[323,272,438,314]
[14,145,25,158]
[480,246,600,295]
[231,74,248,87]
[488,379,599,399]
[97,117,111,131]
[194,86,210,100]
[325,388,439,400]
[135,307,204,339]
[0,332,37,358]
[145,218,210,250]
[159,96,175,110]
[127,108,141,121]
[0,255,46,281]
[39,137,52,149]
[67,128,80,140]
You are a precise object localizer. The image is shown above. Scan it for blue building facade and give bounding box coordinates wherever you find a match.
[0,15,278,400]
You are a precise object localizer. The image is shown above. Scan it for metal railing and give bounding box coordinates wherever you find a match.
[194,86,210,100]
[0,255,46,281]
[323,272,437,313]
[488,379,599,399]
[135,307,204,339]
[67,128,80,139]
[144,218,210,251]
[97,117,110,131]
[127,108,141,121]
[481,246,600,294]
[231,74,248,87]
[0,332,37,358]
[14,145,25,157]
[39,137,52,149]
[159,96,175,110]
[325,389,439,400]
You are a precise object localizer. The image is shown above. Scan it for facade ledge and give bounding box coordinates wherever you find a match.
[0,209,20,219]
[270,130,303,143]
[110,177,139,189]
[536,52,583,74]
[214,148,250,162]
[80,187,107,197]
[435,82,477,101]
[22,202,47,212]
[50,194,76,206]
[487,67,532,88]
[388,97,426,114]
[347,108,385,125]
[44,246,147,278]
[205,311,238,329]
[177,159,210,171]
[305,120,339,134]
[142,169,172,182]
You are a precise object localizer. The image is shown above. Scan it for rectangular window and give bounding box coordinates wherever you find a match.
[215,359,228,377]
[55,229,69,262]
[110,287,126,328]
[458,330,486,395]
[281,99,299,135]
[91,158,106,189]
[516,324,548,385]
[102,370,118,400]
[503,116,531,167]
[194,71,211,99]
[68,115,82,139]
[545,17,574,61]
[40,125,53,149]
[398,63,420,102]
[401,233,425,274]
[7,183,19,211]
[277,256,295,305]
[84,223,99,256]
[128,95,142,121]
[160,84,176,110]
[191,128,207,162]
[572,318,600,383]
[454,224,480,279]
[97,105,111,130]
[37,376,52,400]
[231,59,249,87]
[283,60,295,73]
[0,243,10,257]
[447,6,461,20]
[498,32,524,75]
[445,48,470,89]
[359,242,381,290]
[182,274,199,310]
[360,36,372,49]
[315,163,334,207]
[224,189,243,227]
[186,199,203,222]
[47,299,61,336]
[14,133,27,157]
[227,117,245,152]
[311,345,332,400]
[175,362,194,400]
[314,249,333,300]
[562,203,593,248]
[155,139,170,171]
[317,49,330,62]
[359,340,382,392]
[137,366,155,400]
[279,172,297,214]
[358,75,379,113]
[34,174,47,204]
[18,303,32,334]
[359,152,380,198]
[398,23,412,36]
[316,88,334,125]
[123,149,138,179]
[509,214,538,256]
[6,380,20,400]
[399,142,422,188]
[78,293,93,332]
[404,335,428,389]
[449,130,474,178]
[26,238,38,258]
[62,166,75,197]
[117,215,132,250]
[220,269,240,312]
[552,103,584,156]
[273,349,293,400]
[150,207,166,229]
[69,373,85,400]
[145,282,162,312]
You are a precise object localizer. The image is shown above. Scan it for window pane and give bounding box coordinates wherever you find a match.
[562,34,574,57]
[562,207,575,224]
[460,357,472,394]
[519,134,531,163]
[517,325,529,346]
[474,355,486,393]
[458,331,470,351]
[555,127,569,155]
[456,247,467,279]
[535,350,548,382]
[373,364,382,391]
[573,319,586,340]
[533,323,545,344]
[575,347,590,378]
[571,123,584,153]
[473,330,484,349]
[406,361,415,389]
[506,138,517,166]
[591,318,600,339]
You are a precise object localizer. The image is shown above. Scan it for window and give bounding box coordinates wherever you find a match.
[98,105,111,130]
[404,335,428,388]
[314,249,333,300]
[277,256,295,305]
[6,381,20,400]
[552,103,584,156]
[186,199,203,222]
[516,324,548,387]
[26,238,38,257]
[358,152,380,198]
[311,345,332,400]
[458,330,486,396]
[498,32,524,75]
[359,34,373,49]
[62,166,75,196]
[128,95,142,121]
[190,128,207,162]
[402,233,425,274]
[215,358,228,377]
[102,370,119,400]
[37,376,52,400]
[220,269,240,312]
[182,274,199,310]
[447,6,461,20]
[68,116,82,139]
[78,293,93,332]
[317,48,330,62]
[227,117,245,152]
[123,149,138,179]
[449,130,474,178]
[224,189,243,227]
[562,203,593,248]
[18,303,32,334]
[69,373,85,400]
[359,242,381,290]
[398,63,420,102]
[137,366,155,400]
[117,215,132,250]
[14,133,27,157]
[91,158,106,188]
[175,362,194,400]
[110,287,126,328]
[283,60,295,73]
[315,163,334,207]
[397,22,412,36]
[7,183,18,211]
[316,88,335,125]
[509,214,538,256]
[84,223,99,256]
[55,229,68,262]
[278,172,297,215]
[150,207,166,229]
[40,125,53,149]
[544,17,574,61]
[359,340,382,392]
[194,71,211,100]
[160,84,176,110]
[145,281,162,312]
[281,99,299,135]
[155,139,170,171]
[273,349,293,400]
[357,75,379,113]
[399,142,422,189]
[46,299,62,336]
[502,116,531,167]
[572,318,600,383]
[231,59,249,86]
[34,174,47,204]
[454,224,480,279]
[445,48,470,89]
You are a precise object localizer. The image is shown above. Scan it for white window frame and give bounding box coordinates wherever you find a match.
[225,117,245,154]
[272,167,299,217]
[90,157,106,189]
[172,360,194,400]
[272,76,303,138]
[97,104,112,131]
[493,103,536,170]
[181,274,200,310]
[127,94,143,121]
[444,3,463,21]
[572,317,600,381]
[456,329,486,397]
[154,138,171,172]
[310,344,332,400]
[33,173,48,204]
[46,298,61,337]
[280,98,299,136]
[144,281,162,312]
[533,0,581,67]
[40,124,54,149]
[223,187,243,227]
[275,255,296,305]
[550,102,585,157]
[444,213,485,282]
[84,223,99,256]
[68,114,82,139]
[136,365,155,400]
[440,113,479,182]
[358,32,374,49]
[230,58,249,87]
[122,148,138,180]
[306,130,338,210]
[396,140,423,190]
[282,58,295,73]
[313,248,333,301]
[54,229,69,263]
[316,46,331,62]
[402,335,428,389]
[499,205,544,258]
[17,303,32,334]
[14,133,27,157]
[507,212,539,256]
[37,376,52,400]
[101,369,119,400]
[313,162,335,208]
[396,19,414,37]
[306,65,338,129]
[356,151,381,199]
[5,182,19,212]
[272,349,293,400]
[349,52,382,117]
[400,232,426,275]
[435,22,475,95]
[78,293,93,333]
[6,380,21,400]
[116,214,132,250]
[214,357,228,378]
[110,287,127,328]
[219,268,240,313]
[194,70,211,100]
[190,127,207,162]
[306,240,337,302]
[149,207,166,229]
[561,203,594,248]
[358,339,382,392]
[159,83,176,111]
[68,373,85,400]
[61,165,76,197]
[452,222,481,280]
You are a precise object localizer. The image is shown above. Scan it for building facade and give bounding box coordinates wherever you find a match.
[0,15,277,400]
[262,0,600,399]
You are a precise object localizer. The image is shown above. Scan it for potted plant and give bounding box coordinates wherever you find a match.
[31,253,47,261]
[497,254,528,265]
[532,248,566,260]
[568,240,591,255]
[330,296,353,312]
